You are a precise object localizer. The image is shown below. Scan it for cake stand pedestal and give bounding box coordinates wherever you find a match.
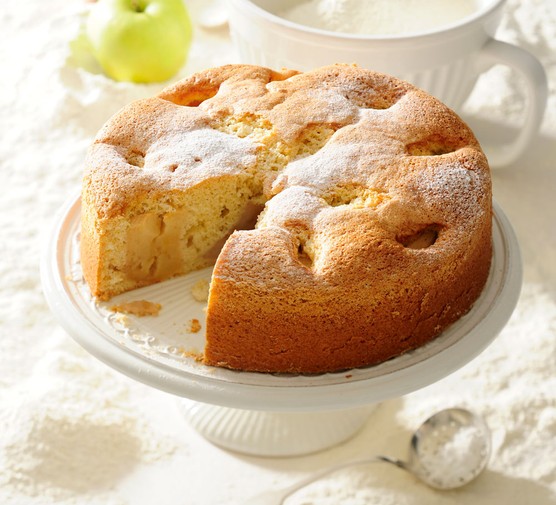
[41,195,522,457]
[179,401,377,456]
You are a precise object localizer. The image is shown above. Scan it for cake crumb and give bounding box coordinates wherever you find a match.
[110,300,162,317]
[191,278,210,302]
[175,347,204,361]
[188,318,202,333]
[114,313,131,326]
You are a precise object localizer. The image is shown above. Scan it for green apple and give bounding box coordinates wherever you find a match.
[87,0,193,83]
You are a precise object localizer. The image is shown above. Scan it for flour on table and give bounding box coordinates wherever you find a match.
[0,332,177,504]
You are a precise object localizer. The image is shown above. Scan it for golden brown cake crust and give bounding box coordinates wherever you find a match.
[82,64,492,373]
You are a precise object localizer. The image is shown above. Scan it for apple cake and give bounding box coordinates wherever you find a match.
[81,64,492,373]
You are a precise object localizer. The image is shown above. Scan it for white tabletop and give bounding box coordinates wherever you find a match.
[1,0,556,504]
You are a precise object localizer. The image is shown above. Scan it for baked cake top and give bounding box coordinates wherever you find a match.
[84,64,490,234]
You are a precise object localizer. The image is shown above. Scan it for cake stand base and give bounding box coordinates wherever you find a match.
[179,400,377,456]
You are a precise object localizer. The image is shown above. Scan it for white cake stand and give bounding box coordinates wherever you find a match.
[41,194,522,456]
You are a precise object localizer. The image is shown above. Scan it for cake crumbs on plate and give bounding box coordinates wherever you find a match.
[191,278,210,302]
[188,318,202,333]
[175,347,204,361]
[113,313,131,326]
[110,300,162,317]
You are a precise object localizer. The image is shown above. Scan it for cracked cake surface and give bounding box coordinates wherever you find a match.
[81,64,492,373]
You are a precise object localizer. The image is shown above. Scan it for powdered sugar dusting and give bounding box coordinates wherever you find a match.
[411,161,488,220]
[258,185,325,230]
[267,87,360,141]
[144,128,258,180]
[273,141,371,192]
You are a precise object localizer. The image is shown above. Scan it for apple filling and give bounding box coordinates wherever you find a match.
[397,225,442,249]
[120,177,265,288]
